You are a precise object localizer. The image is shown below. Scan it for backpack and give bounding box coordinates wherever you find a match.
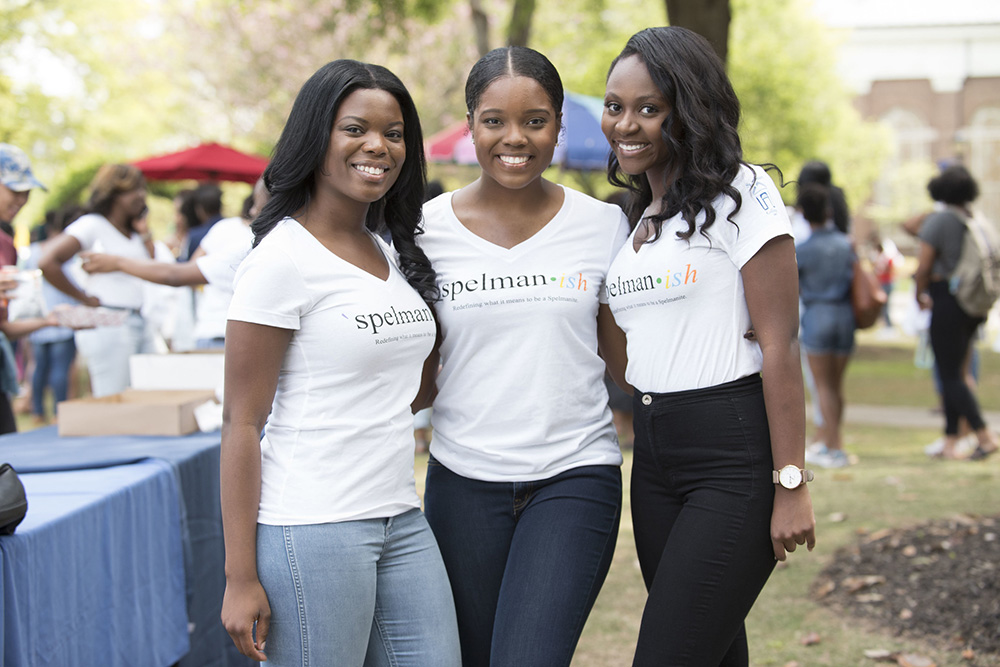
[950,209,1000,318]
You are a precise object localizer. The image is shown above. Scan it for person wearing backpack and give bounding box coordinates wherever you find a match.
[914,165,998,461]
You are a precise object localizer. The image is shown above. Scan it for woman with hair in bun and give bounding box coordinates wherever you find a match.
[417,46,630,667]
[220,59,459,666]
[602,27,816,665]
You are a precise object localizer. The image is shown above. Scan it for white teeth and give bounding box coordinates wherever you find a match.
[355,165,387,175]
[499,155,529,165]
[618,143,646,152]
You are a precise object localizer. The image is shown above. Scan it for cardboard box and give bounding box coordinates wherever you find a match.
[57,390,218,437]
[129,353,225,391]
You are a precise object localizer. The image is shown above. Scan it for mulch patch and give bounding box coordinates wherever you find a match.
[813,514,1000,663]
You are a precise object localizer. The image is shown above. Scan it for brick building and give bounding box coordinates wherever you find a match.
[814,0,1000,229]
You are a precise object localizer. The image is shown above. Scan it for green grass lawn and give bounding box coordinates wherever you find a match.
[23,339,1000,663]
[415,339,1000,666]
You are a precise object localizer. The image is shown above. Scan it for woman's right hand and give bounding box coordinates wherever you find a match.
[221,577,271,661]
[79,251,120,275]
[81,294,101,308]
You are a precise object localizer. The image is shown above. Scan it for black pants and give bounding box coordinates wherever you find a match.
[630,374,776,667]
[929,281,987,435]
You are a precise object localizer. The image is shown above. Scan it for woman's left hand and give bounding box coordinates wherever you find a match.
[771,488,816,561]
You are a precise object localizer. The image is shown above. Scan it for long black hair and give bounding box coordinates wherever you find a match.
[253,59,438,304]
[606,27,747,241]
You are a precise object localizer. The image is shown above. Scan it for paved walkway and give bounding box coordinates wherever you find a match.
[817,404,1000,430]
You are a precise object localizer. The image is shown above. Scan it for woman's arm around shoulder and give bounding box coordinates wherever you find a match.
[741,235,816,561]
[597,303,631,395]
[220,319,293,661]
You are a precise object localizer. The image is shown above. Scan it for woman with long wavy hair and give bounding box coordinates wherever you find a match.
[601,27,816,665]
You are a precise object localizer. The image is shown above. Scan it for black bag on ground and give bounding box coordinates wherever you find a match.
[0,463,27,535]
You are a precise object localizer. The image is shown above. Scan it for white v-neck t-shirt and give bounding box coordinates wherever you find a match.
[228,218,436,525]
[193,216,253,340]
[419,186,630,482]
[65,213,149,309]
[605,164,792,394]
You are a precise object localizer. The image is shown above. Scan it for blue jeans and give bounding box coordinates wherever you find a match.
[630,374,776,666]
[256,508,460,667]
[30,338,76,416]
[424,461,621,667]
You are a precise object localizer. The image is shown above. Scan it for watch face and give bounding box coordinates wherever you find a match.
[779,466,802,488]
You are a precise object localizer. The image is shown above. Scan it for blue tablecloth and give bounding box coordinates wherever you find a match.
[0,428,251,667]
[0,461,189,667]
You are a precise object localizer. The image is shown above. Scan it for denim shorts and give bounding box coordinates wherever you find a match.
[800,302,855,355]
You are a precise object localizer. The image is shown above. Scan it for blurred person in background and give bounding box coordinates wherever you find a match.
[872,234,899,331]
[79,177,266,349]
[183,182,223,260]
[0,144,43,266]
[24,205,86,424]
[913,165,998,461]
[39,164,157,397]
[0,143,54,431]
[797,184,856,469]
[167,189,198,257]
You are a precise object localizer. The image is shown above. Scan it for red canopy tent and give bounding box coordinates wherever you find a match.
[424,123,475,164]
[132,142,269,184]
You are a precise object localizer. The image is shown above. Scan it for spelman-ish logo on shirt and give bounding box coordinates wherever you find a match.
[605,263,698,299]
[439,271,591,301]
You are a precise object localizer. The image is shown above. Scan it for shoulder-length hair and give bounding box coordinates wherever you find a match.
[88,164,146,218]
[606,26,747,241]
[253,59,437,303]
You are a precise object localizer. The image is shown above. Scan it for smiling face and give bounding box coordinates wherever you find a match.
[602,55,673,197]
[469,75,560,191]
[319,87,405,206]
[0,184,29,224]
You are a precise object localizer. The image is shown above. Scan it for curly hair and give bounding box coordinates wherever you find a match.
[928,164,979,207]
[605,26,748,242]
[253,59,438,305]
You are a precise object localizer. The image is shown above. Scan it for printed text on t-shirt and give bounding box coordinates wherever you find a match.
[353,305,434,334]
[440,271,591,301]
[605,263,698,299]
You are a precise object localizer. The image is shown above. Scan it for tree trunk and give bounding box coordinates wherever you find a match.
[469,0,490,56]
[506,0,536,47]
[664,0,730,65]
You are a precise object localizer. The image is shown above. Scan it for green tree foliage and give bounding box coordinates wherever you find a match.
[728,0,887,208]
[2,0,886,230]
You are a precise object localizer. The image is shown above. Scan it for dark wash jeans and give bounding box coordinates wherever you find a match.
[631,374,776,667]
[424,460,621,667]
